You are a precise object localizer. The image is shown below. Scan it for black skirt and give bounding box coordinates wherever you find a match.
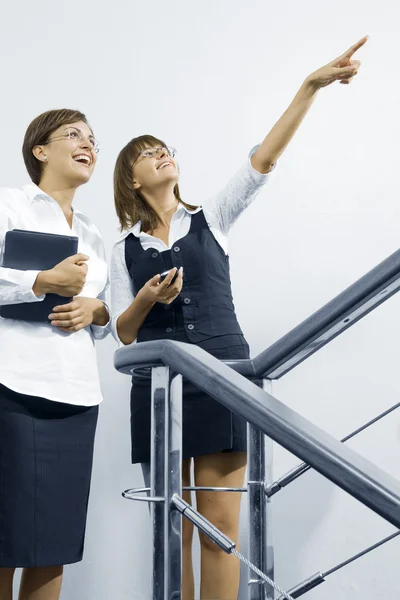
[0,383,98,568]
[130,331,250,464]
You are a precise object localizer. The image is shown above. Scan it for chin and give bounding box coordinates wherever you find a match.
[71,170,92,188]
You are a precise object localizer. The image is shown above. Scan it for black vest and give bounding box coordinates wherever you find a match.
[124,210,243,343]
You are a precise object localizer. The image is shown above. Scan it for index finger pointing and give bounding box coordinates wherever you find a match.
[343,36,369,58]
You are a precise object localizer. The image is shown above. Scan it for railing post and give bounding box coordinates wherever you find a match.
[248,378,274,599]
[165,372,183,599]
[150,367,183,600]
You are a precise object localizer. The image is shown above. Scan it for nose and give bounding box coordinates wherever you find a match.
[79,136,92,151]
[157,148,168,159]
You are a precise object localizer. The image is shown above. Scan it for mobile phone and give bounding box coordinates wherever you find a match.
[160,269,179,285]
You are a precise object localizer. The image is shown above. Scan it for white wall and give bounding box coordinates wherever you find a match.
[2,0,400,597]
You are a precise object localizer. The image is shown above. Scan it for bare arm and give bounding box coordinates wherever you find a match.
[251,36,368,173]
[116,292,156,345]
[116,267,183,345]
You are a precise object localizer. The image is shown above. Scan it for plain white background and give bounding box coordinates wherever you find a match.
[1,0,399,598]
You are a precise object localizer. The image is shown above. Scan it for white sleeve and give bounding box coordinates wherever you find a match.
[88,233,111,340]
[0,204,45,306]
[90,274,111,341]
[205,145,274,236]
[110,240,136,344]
[90,293,111,340]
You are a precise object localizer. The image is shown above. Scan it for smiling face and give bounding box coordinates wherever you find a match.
[33,120,98,188]
[132,145,179,193]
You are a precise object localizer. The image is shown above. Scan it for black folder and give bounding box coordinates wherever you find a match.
[0,229,79,322]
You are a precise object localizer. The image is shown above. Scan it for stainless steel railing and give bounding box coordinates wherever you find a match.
[115,246,400,598]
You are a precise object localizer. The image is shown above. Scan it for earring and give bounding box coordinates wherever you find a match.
[43,156,47,162]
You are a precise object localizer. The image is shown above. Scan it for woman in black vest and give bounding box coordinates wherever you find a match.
[111,37,367,599]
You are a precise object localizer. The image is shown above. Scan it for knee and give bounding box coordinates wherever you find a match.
[198,514,239,552]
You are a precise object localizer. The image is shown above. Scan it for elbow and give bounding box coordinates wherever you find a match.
[116,319,136,346]
[250,154,275,175]
[120,334,135,346]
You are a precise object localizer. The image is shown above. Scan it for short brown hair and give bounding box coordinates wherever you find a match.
[22,109,90,185]
[114,134,198,233]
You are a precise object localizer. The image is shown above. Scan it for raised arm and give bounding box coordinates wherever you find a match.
[251,36,368,174]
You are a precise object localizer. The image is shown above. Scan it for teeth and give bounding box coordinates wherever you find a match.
[159,162,171,169]
[74,155,91,165]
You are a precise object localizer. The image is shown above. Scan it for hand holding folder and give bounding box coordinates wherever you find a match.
[0,229,87,323]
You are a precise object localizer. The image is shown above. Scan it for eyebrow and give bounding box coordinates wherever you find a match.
[63,126,95,137]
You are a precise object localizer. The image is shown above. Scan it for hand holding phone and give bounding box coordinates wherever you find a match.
[160,269,179,285]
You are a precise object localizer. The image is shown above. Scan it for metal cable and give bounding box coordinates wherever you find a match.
[267,401,400,497]
[323,530,400,577]
[231,549,294,600]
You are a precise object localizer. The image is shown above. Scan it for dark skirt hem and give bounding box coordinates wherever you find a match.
[0,384,98,568]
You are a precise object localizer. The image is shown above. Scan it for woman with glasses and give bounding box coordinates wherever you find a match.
[0,109,109,600]
[111,37,367,599]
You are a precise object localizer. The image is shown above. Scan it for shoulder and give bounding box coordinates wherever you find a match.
[112,223,140,248]
[0,187,31,221]
[111,232,131,263]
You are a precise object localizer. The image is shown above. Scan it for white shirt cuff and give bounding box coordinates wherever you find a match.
[25,270,45,303]
[91,301,111,340]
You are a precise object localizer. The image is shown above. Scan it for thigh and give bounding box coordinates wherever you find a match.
[141,459,193,508]
[194,452,247,532]
[144,457,193,543]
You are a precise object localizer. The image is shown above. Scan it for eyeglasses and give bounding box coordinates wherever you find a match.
[132,146,176,166]
[44,127,100,154]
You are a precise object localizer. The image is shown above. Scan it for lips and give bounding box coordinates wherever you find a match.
[156,160,173,170]
[73,154,92,167]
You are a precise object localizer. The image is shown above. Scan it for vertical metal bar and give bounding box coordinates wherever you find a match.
[264,379,275,597]
[247,378,274,599]
[165,372,183,600]
[151,366,169,600]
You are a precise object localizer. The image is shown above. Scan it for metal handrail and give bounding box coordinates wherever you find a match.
[115,247,400,598]
[116,248,400,384]
[254,247,400,378]
[266,400,400,497]
[115,339,400,528]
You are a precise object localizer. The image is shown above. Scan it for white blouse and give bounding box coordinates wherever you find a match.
[0,183,110,406]
[111,147,273,343]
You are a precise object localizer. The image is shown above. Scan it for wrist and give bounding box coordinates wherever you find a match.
[92,299,109,326]
[33,270,52,296]
[301,76,320,96]
[136,288,156,310]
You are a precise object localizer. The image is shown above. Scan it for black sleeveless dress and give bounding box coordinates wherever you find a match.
[125,210,249,463]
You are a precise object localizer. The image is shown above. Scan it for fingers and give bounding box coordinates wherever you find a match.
[78,263,89,274]
[51,300,79,313]
[158,268,184,303]
[168,268,184,292]
[346,36,368,57]
[69,253,89,264]
[330,36,368,69]
[158,267,180,291]
[49,300,80,325]
[338,36,368,62]
[58,324,85,333]
[49,310,80,325]
[149,273,162,285]
[335,60,360,81]
[51,317,82,328]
